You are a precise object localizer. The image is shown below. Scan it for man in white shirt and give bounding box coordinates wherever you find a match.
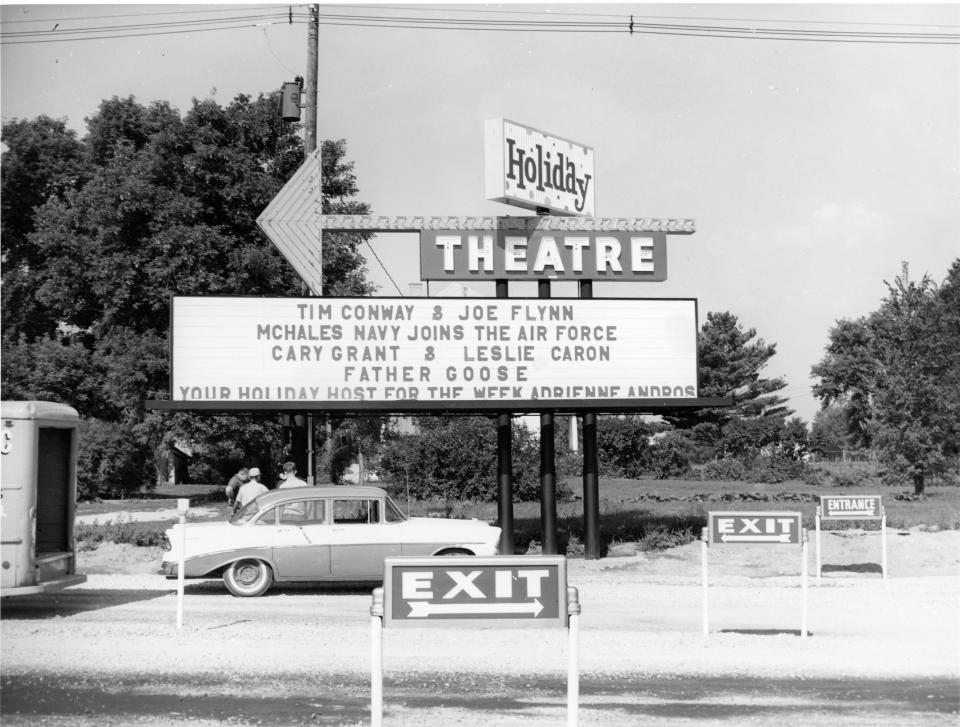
[234,467,268,512]
[277,461,309,489]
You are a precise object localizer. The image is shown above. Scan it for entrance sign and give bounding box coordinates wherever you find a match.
[370,556,581,727]
[485,118,595,216]
[702,512,808,638]
[820,495,882,520]
[707,511,803,545]
[169,296,699,411]
[815,495,886,581]
[256,148,322,295]
[421,230,667,281]
[382,555,567,627]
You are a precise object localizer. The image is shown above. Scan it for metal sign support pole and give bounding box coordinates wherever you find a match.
[370,588,384,727]
[567,587,581,727]
[815,507,822,584]
[881,508,887,579]
[176,498,189,631]
[700,527,709,637]
[801,530,808,639]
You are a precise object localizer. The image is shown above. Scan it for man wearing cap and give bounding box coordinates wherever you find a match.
[277,461,309,489]
[233,467,268,513]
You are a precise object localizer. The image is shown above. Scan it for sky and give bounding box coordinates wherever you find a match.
[2,2,959,425]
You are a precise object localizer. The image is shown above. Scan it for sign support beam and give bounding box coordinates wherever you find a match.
[579,279,601,560]
[320,215,695,234]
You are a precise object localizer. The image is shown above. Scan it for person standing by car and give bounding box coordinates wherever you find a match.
[277,461,309,489]
[225,467,250,507]
[233,467,267,513]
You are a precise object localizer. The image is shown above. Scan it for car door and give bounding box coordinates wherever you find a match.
[329,497,401,580]
[269,498,331,579]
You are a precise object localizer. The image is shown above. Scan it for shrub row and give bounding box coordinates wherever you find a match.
[75,521,168,549]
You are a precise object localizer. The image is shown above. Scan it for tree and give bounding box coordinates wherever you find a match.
[1,93,374,494]
[809,403,856,456]
[1,115,89,339]
[812,261,960,494]
[666,311,792,460]
[378,417,566,502]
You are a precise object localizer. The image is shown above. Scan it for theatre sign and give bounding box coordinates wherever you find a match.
[169,296,699,411]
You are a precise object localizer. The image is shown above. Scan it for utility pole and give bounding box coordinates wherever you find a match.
[294,4,322,482]
[305,5,318,154]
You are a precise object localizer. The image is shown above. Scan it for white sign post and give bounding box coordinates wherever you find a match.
[370,556,579,725]
[815,495,886,582]
[176,498,189,631]
[703,511,807,638]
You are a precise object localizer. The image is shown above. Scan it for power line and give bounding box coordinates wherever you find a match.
[2,6,956,46]
[2,13,299,38]
[325,4,960,30]
[0,5,293,25]
[0,9,311,45]
[313,11,960,44]
[365,241,404,296]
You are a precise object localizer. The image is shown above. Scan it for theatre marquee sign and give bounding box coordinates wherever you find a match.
[170,296,698,411]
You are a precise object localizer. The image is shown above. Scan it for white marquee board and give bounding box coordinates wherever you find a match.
[170,297,698,409]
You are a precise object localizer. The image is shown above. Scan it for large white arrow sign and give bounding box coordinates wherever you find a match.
[721,533,794,543]
[256,148,323,295]
[408,599,544,618]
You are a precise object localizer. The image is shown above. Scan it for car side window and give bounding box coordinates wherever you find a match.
[279,500,325,525]
[333,499,380,524]
[255,507,276,526]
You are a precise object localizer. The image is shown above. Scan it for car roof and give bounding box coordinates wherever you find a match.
[254,485,390,506]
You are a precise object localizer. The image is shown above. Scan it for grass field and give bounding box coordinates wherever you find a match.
[77,472,960,555]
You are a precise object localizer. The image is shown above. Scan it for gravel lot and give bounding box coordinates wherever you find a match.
[2,527,958,726]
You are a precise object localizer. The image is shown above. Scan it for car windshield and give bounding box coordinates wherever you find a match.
[385,496,406,523]
[230,500,263,525]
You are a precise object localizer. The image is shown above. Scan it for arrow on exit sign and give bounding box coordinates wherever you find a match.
[256,148,323,295]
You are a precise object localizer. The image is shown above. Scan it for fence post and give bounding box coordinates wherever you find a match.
[370,588,384,727]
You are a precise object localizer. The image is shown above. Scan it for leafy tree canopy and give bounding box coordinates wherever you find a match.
[2,93,374,493]
[812,261,960,493]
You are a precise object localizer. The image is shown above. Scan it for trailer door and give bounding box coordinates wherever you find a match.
[36,427,71,553]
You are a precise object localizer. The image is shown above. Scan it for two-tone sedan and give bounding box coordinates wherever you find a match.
[159,486,501,596]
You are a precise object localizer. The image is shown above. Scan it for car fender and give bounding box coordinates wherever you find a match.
[181,546,277,578]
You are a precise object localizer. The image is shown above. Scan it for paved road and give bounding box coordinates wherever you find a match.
[2,572,958,726]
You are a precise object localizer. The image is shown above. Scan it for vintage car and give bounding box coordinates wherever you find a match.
[159,486,501,597]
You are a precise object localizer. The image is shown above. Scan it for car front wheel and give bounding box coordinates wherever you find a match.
[223,559,273,597]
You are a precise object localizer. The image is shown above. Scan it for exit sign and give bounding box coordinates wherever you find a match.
[708,511,803,545]
[382,556,568,627]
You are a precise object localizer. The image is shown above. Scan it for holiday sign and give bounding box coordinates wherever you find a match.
[485,119,595,216]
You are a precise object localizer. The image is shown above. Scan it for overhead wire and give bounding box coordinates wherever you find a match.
[313,10,960,44]
[365,241,405,295]
[2,5,956,45]
[324,3,960,30]
[0,8,311,45]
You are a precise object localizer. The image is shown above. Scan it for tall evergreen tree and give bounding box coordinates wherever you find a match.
[666,311,792,459]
